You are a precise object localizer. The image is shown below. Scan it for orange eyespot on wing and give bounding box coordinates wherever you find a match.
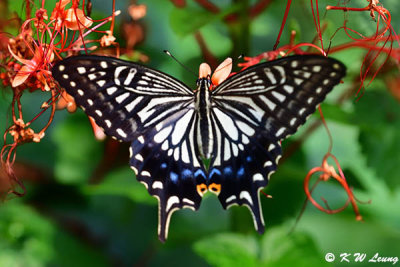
[208,183,221,195]
[196,183,208,196]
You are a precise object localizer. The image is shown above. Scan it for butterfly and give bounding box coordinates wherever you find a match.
[52,54,346,242]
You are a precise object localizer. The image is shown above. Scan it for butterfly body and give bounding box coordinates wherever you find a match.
[52,54,346,242]
[195,77,213,159]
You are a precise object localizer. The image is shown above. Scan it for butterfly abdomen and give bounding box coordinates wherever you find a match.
[195,78,213,160]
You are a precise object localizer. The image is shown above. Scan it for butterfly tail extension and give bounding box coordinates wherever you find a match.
[128,113,207,241]
[155,167,205,242]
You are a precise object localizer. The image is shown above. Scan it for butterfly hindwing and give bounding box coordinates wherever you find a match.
[208,104,282,232]
[129,108,207,242]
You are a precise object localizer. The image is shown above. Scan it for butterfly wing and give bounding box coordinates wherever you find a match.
[52,55,206,242]
[52,55,194,142]
[210,55,346,232]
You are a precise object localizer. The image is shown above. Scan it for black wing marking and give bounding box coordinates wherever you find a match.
[52,55,204,242]
[52,55,193,142]
[210,55,346,231]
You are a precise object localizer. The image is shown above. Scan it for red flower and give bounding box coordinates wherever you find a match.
[51,0,93,31]
[9,44,54,91]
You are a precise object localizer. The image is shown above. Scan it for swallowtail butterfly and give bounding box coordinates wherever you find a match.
[52,54,346,242]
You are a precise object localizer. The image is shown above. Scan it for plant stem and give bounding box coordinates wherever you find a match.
[227,0,250,59]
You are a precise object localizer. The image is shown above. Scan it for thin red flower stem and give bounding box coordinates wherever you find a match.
[284,42,325,56]
[330,39,395,55]
[27,90,58,130]
[328,3,392,43]
[273,0,292,50]
[304,164,361,219]
[68,17,114,51]
[329,155,346,186]
[72,7,88,53]
[388,24,400,48]
[326,6,369,12]
[39,90,57,135]
[355,34,392,97]
[310,0,324,50]
[367,40,392,85]
[16,94,23,121]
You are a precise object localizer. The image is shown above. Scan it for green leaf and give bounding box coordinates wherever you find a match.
[298,211,400,256]
[170,8,215,37]
[261,226,329,267]
[193,233,259,267]
[81,166,156,205]
[170,5,241,37]
[52,112,102,184]
[193,227,327,267]
[354,90,400,189]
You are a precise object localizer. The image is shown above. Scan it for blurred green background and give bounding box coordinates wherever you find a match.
[1,0,400,266]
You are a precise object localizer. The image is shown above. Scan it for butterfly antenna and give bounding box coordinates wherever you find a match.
[164,50,197,77]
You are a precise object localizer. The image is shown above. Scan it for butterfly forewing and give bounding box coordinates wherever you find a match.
[213,55,346,139]
[52,56,194,142]
[52,54,346,242]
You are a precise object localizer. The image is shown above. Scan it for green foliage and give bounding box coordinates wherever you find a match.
[82,166,157,205]
[194,233,259,267]
[52,112,103,184]
[355,90,400,189]
[260,226,328,267]
[170,5,241,37]
[193,225,327,267]
[0,201,108,267]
